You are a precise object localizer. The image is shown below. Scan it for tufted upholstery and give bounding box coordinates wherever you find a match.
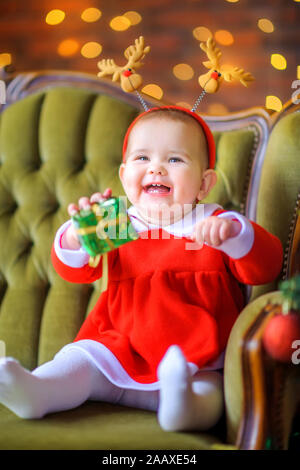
[0,73,294,450]
[0,87,139,370]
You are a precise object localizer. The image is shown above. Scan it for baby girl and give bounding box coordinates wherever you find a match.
[0,106,283,432]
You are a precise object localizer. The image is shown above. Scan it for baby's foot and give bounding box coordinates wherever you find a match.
[157,345,194,431]
[0,357,45,419]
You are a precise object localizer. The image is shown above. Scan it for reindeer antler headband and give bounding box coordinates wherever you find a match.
[194,37,255,111]
[97,35,254,112]
[97,35,254,169]
[97,36,151,111]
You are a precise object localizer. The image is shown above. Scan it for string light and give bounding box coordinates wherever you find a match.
[81,42,102,59]
[207,103,229,115]
[266,95,282,112]
[57,39,79,57]
[173,64,194,80]
[258,18,274,33]
[110,16,131,31]
[271,53,287,70]
[46,9,65,25]
[0,53,12,67]
[220,63,234,72]
[193,27,212,42]
[81,8,102,23]
[141,84,163,100]
[123,11,142,25]
[215,30,234,46]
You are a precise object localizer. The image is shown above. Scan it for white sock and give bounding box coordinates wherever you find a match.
[0,348,123,419]
[157,345,224,431]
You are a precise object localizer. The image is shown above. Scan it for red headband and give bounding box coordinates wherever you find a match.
[122,105,216,169]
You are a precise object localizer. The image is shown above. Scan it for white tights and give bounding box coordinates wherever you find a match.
[0,345,224,431]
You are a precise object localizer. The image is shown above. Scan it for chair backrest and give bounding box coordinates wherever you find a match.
[250,100,300,300]
[0,71,273,371]
[203,108,271,222]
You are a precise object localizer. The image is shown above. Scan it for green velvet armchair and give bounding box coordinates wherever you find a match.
[0,70,299,450]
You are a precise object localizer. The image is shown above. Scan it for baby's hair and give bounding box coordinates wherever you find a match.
[130,108,209,169]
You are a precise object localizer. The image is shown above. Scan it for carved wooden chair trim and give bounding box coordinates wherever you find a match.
[235,297,300,450]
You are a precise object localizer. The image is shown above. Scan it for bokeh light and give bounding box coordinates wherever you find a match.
[46,9,65,25]
[123,11,142,25]
[271,53,287,70]
[225,0,240,3]
[257,18,274,33]
[215,30,234,46]
[176,101,192,109]
[0,53,12,67]
[173,64,194,80]
[207,103,229,115]
[57,39,79,57]
[265,95,283,112]
[193,27,212,42]
[220,63,234,72]
[142,84,163,100]
[110,16,131,31]
[81,42,102,59]
[81,8,102,23]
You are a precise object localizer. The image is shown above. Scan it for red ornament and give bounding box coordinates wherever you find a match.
[262,312,300,363]
[211,71,219,80]
[123,69,132,77]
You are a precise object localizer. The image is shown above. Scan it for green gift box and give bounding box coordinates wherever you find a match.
[72,197,139,265]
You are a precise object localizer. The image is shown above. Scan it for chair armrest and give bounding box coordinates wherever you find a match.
[224,290,300,449]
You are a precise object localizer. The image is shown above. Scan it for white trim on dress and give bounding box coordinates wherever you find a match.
[54,339,224,391]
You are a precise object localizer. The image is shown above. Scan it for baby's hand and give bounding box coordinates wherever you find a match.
[190,216,241,247]
[61,188,112,250]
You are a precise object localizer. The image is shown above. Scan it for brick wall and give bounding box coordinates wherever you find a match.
[0,0,299,113]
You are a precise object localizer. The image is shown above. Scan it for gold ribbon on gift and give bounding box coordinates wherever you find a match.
[88,254,102,268]
[76,203,135,268]
[75,206,129,250]
[96,213,129,247]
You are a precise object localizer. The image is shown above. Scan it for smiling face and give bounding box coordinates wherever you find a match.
[119,114,217,226]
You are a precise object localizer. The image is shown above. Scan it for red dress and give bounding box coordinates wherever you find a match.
[51,204,283,390]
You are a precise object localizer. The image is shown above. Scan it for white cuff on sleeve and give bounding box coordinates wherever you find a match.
[54,220,90,268]
[214,211,254,259]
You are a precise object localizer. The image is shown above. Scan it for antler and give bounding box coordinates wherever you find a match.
[96,36,150,92]
[222,66,255,87]
[97,58,122,82]
[200,37,222,70]
[124,36,150,71]
[195,35,255,107]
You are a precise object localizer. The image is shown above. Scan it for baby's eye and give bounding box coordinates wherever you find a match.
[169,157,183,163]
[136,155,149,161]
